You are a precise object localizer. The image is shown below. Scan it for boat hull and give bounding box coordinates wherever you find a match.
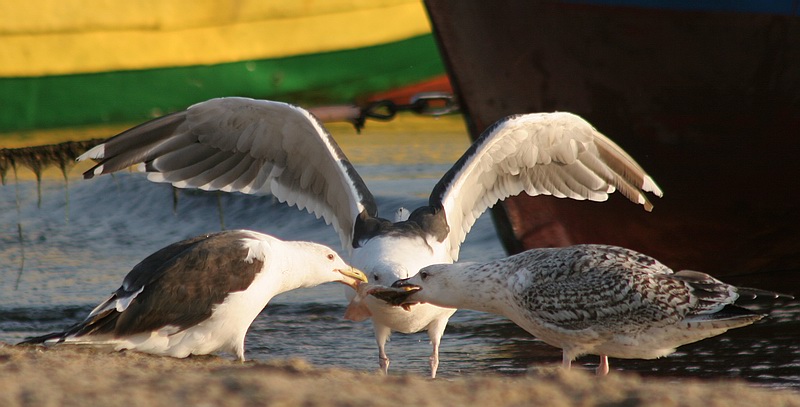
[425,1,800,290]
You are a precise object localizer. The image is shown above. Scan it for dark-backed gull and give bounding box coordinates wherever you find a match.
[19,230,367,360]
[75,97,662,377]
[384,244,791,375]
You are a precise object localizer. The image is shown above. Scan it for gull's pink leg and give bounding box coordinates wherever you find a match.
[429,341,440,379]
[374,324,391,375]
[562,352,572,370]
[427,318,447,379]
[596,355,609,376]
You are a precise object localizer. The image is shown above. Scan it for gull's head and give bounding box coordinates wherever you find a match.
[352,236,441,283]
[396,264,450,288]
[305,243,368,289]
[384,263,476,311]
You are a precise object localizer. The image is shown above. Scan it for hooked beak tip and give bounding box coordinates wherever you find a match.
[340,267,368,287]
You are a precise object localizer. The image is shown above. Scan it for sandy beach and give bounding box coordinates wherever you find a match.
[1,342,798,407]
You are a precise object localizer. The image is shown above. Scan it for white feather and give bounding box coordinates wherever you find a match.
[440,112,661,260]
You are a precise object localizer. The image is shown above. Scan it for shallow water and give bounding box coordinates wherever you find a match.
[1,154,798,389]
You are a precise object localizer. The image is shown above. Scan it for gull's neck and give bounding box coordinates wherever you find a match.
[431,260,516,317]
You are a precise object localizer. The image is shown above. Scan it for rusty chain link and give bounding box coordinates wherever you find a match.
[354,92,459,132]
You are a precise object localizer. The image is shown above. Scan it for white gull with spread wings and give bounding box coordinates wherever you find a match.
[77,97,662,377]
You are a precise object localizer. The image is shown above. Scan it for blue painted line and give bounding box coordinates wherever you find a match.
[559,0,800,16]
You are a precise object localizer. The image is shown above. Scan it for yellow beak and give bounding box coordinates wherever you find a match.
[338,267,368,288]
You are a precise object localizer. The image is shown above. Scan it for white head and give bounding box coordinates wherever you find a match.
[390,263,465,309]
[350,235,452,286]
[385,261,506,315]
[271,240,368,290]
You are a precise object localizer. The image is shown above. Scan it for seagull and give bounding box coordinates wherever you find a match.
[384,244,792,375]
[75,96,662,377]
[18,230,368,361]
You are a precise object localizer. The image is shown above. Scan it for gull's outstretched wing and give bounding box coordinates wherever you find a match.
[78,97,376,251]
[430,112,663,260]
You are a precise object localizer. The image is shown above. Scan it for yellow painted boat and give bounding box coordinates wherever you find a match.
[0,0,448,133]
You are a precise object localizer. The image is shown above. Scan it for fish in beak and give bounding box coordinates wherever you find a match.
[367,278,422,307]
[343,279,422,321]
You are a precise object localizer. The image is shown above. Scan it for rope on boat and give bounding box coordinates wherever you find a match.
[1,93,459,184]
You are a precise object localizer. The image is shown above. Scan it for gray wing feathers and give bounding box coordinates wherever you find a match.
[78,97,370,251]
[81,110,188,168]
[518,246,672,330]
[439,113,662,261]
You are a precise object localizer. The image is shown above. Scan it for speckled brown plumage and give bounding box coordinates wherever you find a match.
[390,244,789,375]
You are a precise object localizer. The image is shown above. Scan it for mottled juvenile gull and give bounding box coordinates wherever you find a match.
[19,230,367,360]
[76,97,662,377]
[386,244,791,375]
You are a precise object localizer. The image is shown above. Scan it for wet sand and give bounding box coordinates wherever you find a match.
[1,343,798,407]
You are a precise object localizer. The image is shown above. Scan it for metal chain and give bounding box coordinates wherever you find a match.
[354,92,459,132]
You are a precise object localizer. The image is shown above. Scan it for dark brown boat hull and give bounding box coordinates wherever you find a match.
[425,1,800,291]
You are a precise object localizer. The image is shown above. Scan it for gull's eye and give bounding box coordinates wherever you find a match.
[327,254,335,261]
[372,274,380,282]
[420,271,429,280]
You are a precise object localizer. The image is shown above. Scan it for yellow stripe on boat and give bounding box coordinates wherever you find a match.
[0,0,432,77]
[0,1,446,132]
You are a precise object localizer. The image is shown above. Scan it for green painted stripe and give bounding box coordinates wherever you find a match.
[1,34,443,134]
